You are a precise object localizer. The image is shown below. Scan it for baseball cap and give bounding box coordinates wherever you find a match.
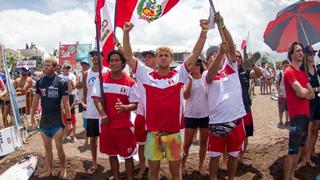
[89,49,103,57]
[141,50,155,57]
[206,46,220,59]
[63,62,71,69]
[80,59,90,65]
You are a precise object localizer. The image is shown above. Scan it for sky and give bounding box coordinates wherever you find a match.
[0,0,319,61]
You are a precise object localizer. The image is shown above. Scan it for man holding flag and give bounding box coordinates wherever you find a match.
[122,18,209,179]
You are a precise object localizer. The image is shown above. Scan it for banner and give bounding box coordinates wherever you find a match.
[58,43,77,68]
[16,60,36,69]
[76,44,92,62]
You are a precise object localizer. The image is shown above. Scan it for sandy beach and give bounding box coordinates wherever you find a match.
[0,87,319,180]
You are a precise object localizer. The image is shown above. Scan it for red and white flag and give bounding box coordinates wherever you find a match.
[96,0,114,66]
[115,0,180,27]
[241,32,250,50]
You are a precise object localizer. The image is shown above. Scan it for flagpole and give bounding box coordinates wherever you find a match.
[114,0,117,38]
[94,0,106,109]
[208,0,231,60]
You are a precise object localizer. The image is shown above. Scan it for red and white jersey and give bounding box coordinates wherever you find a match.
[92,72,139,129]
[133,61,190,132]
[203,59,246,124]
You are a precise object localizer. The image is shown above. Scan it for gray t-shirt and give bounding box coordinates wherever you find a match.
[276,70,286,97]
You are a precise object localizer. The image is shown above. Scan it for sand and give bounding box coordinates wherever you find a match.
[0,88,319,179]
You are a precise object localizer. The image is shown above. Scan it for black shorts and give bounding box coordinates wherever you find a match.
[0,100,10,107]
[78,103,84,113]
[86,119,100,137]
[245,125,254,137]
[288,115,309,155]
[185,117,209,129]
[310,99,320,120]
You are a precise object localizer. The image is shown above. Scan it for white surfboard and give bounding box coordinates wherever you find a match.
[0,155,38,180]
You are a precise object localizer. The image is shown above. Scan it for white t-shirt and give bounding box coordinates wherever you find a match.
[276,70,286,97]
[85,69,101,119]
[203,58,246,124]
[59,73,77,86]
[184,77,208,118]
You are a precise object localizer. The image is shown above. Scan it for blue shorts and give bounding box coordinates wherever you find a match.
[39,126,63,138]
[288,115,309,155]
[83,118,87,128]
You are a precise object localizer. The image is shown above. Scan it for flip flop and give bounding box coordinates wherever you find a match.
[60,169,68,179]
[86,166,97,175]
[241,52,261,71]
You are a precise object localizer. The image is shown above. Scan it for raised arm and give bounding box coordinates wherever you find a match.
[215,13,236,63]
[123,22,138,70]
[206,42,228,84]
[185,19,209,70]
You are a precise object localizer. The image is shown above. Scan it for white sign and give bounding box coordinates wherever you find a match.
[16,95,26,109]
[0,126,22,156]
[16,60,36,69]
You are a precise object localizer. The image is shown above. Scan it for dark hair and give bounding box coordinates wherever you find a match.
[193,59,205,74]
[282,60,289,65]
[107,50,127,69]
[287,41,303,62]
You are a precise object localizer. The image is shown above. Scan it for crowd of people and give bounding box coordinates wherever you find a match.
[0,13,320,180]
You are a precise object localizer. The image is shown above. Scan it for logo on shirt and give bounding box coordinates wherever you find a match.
[88,76,97,84]
[39,88,46,97]
[168,79,175,85]
[213,65,235,81]
[48,86,59,98]
[120,87,127,94]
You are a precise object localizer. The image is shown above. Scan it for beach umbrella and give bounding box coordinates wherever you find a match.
[263,0,320,52]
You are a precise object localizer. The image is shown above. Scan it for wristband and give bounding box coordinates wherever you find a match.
[116,43,121,47]
[201,29,208,33]
[219,20,225,29]
[66,118,71,122]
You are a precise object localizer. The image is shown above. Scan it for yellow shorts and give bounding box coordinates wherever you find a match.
[144,131,183,161]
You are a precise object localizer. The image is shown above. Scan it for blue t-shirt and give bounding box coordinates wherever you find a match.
[36,75,68,129]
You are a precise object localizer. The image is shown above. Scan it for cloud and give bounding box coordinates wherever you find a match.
[0,0,319,62]
[0,8,95,52]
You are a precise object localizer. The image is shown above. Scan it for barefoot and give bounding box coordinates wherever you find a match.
[198,168,207,176]
[181,165,186,175]
[60,168,67,179]
[38,170,52,178]
[307,159,316,168]
[296,161,306,170]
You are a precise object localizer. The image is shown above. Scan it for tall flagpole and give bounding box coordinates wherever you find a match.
[208,0,231,60]
[114,0,117,38]
[94,0,106,109]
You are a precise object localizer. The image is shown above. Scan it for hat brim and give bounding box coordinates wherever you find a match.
[141,51,155,57]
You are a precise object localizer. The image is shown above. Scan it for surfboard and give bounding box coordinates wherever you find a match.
[0,155,37,180]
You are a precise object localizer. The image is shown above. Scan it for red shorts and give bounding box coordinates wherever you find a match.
[207,119,245,157]
[134,114,147,144]
[63,113,76,125]
[100,125,137,158]
[243,111,253,126]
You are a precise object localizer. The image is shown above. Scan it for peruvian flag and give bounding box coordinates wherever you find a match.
[115,0,180,28]
[96,0,114,66]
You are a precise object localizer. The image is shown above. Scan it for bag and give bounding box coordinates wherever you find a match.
[208,120,240,137]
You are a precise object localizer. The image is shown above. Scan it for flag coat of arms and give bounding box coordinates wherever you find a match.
[115,0,180,27]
